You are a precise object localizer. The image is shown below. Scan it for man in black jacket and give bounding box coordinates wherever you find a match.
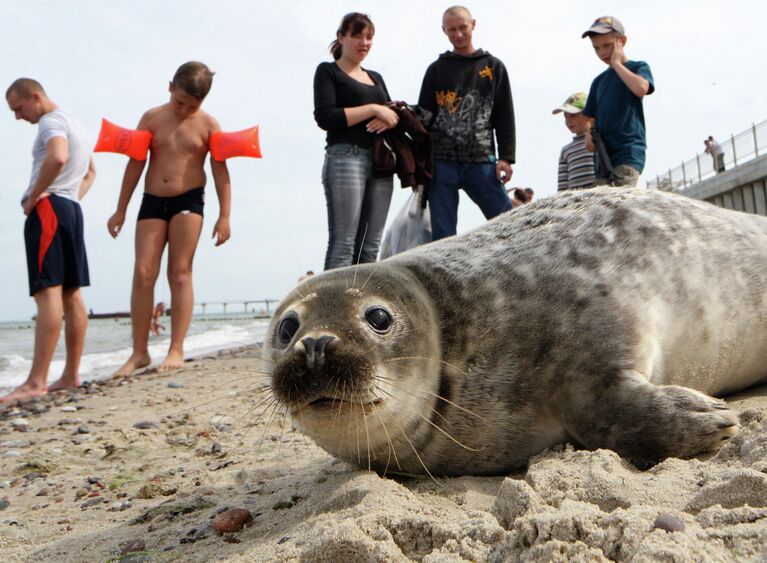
[417,5,516,240]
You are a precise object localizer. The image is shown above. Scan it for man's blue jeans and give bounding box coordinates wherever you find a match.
[322,143,393,270]
[427,160,512,240]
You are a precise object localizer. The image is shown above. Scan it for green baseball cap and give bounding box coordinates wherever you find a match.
[552,92,587,115]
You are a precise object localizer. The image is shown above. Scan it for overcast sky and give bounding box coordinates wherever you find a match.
[2,0,765,321]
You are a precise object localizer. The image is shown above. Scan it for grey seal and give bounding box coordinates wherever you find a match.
[263,187,767,476]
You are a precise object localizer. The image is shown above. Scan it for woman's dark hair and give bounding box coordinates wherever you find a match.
[329,13,375,61]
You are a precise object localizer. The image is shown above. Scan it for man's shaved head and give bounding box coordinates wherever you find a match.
[6,78,45,100]
[443,5,472,22]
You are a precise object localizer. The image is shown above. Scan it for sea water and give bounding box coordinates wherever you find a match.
[0,314,270,394]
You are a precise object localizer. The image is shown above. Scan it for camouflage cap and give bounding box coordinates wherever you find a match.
[582,16,625,38]
[552,92,587,115]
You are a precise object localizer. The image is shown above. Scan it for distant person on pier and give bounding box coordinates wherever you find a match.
[704,136,725,173]
[150,302,166,336]
[298,270,315,283]
[107,61,232,376]
[3,78,96,403]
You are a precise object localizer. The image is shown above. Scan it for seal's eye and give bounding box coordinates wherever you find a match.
[365,307,392,333]
[278,315,300,344]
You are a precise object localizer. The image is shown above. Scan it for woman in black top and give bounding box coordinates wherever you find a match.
[313,12,398,270]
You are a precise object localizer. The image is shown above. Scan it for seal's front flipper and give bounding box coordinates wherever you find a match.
[561,372,739,465]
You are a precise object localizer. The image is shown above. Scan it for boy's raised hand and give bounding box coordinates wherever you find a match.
[212,216,230,246]
[609,37,626,68]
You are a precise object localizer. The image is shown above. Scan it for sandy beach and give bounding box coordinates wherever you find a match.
[1,345,765,562]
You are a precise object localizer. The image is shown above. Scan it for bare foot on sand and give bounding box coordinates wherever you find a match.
[159,350,185,373]
[112,353,151,378]
[48,377,81,392]
[1,382,47,403]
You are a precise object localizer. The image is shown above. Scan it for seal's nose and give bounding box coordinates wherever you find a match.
[302,335,335,371]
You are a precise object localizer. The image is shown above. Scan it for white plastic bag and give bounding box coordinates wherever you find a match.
[379,187,431,259]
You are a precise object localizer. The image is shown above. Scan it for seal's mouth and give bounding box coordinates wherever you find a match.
[298,396,383,415]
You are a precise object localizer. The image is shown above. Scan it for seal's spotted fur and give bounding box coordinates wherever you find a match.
[264,188,767,476]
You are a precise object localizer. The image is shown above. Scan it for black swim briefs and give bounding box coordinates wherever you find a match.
[137,187,205,222]
[24,194,90,296]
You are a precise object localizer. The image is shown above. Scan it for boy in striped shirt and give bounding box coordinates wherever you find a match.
[553,92,595,191]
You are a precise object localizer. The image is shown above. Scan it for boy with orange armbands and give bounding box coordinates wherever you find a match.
[107,61,232,376]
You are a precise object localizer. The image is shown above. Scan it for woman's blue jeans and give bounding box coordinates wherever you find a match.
[322,143,393,270]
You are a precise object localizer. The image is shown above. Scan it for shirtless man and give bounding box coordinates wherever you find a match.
[108,61,232,375]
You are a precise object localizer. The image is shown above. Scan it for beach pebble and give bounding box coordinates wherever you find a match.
[0,440,31,448]
[211,508,253,533]
[654,514,686,533]
[30,405,48,415]
[166,432,196,447]
[58,419,79,426]
[133,421,159,430]
[10,418,29,431]
[184,523,211,541]
[740,439,755,457]
[0,481,11,489]
[209,415,233,426]
[0,500,9,511]
[36,488,49,497]
[108,500,132,511]
[75,488,89,499]
[119,539,146,555]
[108,405,119,412]
[76,425,90,434]
[60,406,77,412]
[211,442,222,454]
[80,497,104,509]
[2,451,23,458]
[87,477,103,485]
[167,382,185,389]
[119,554,151,563]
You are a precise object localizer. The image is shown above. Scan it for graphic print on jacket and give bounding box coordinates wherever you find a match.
[418,50,515,164]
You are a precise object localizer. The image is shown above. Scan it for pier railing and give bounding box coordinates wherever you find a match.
[193,299,278,316]
[648,120,767,191]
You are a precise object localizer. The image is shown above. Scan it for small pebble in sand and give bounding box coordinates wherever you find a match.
[740,440,755,457]
[58,419,79,426]
[0,500,10,511]
[108,501,132,511]
[60,406,77,413]
[80,497,104,509]
[10,418,29,431]
[211,508,253,533]
[167,382,185,389]
[211,442,222,454]
[0,440,32,449]
[133,421,160,430]
[119,538,146,555]
[654,514,686,532]
[2,451,22,458]
[209,415,233,426]
[76,425,90,434]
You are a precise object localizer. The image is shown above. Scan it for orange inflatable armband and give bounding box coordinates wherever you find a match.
[210,126,262,161]
[93,119,152,161]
